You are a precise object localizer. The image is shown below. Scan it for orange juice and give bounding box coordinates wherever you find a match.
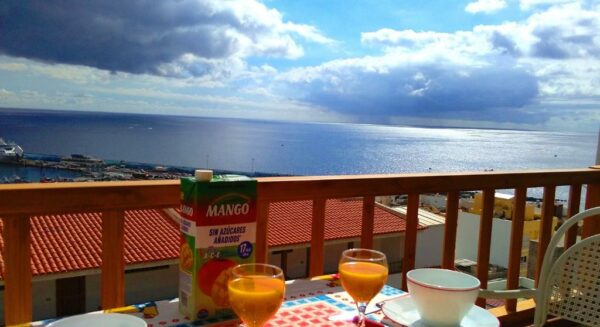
[228,277,285,327]
[339,261,388,302]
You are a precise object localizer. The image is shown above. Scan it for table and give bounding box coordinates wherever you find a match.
[33,274,407,327]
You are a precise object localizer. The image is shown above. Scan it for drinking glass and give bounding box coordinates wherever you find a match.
[228,263,285,327]
[339,248,388,326]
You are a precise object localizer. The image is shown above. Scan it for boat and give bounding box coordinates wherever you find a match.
[0,138,24,163]
[60,154,104,167]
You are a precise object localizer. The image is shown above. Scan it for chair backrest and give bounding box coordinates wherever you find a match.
[535,206,600,327]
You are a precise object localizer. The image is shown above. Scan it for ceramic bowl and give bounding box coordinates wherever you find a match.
[407,268,480,327]
[48,313,147,327]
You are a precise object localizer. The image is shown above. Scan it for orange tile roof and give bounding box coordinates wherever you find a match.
[0,210,180,279]
[268,199,421,247]
[0,199,417,279]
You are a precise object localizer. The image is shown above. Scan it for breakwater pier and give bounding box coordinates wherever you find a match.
[1,153,280,183]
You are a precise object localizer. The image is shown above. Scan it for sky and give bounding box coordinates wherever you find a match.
[0,0,599,131]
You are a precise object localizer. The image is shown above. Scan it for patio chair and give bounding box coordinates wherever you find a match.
[480,206,600,326]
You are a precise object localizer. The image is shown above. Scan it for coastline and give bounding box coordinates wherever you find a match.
[0,153,287,184]
[0,153,570,204]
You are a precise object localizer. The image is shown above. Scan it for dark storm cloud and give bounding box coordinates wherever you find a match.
[531,20,600,59]
[0,1,272,75]
[531,27,570,59]
[293,65,539,123]
[490,32,521,56]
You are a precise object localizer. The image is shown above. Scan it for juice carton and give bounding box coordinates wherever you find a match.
[179,170,257,321]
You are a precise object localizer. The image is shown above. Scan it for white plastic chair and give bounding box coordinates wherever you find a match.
[480,206,600,326]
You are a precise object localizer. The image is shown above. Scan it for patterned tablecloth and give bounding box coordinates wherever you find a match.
[34,274,407,327]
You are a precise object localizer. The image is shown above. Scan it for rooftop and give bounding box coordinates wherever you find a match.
[268,198,422,247]
[0,210,180,280]
[387,205,446,226]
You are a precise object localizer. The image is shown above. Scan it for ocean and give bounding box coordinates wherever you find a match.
[0,108,597,199]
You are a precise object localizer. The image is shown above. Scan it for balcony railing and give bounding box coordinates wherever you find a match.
[1,168,600,325]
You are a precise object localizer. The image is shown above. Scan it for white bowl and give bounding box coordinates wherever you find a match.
[48,313,147,327]
[407,268,480,327]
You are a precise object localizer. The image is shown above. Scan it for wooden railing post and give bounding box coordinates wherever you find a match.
[476,189,495,307]
[3,215,32,325]
[401,193,419,291]
[535,186,556,285]
[102,210,125,309]
[564,184,582,248]
[361,195,375,249]
[506,187,527,312]
[256,200,270,263]
[583,183,600,238]
[442,191,459,269]
[309,198,326,277]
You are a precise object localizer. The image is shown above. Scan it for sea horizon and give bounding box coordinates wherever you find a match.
[0,106,577,134]
[1,106,596,201]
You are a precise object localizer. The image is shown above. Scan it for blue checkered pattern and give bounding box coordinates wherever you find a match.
[282,294,355,312]
[380,285,405,297]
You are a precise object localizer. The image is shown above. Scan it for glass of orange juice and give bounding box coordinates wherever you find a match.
[339,248,388,326]
[228,263,285,327]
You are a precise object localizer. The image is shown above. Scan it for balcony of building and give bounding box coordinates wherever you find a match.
[1,167,600,326]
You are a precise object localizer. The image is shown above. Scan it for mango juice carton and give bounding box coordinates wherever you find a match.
[179,170,257,321]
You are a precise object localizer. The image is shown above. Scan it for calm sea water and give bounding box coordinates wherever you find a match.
[0,108,596,199]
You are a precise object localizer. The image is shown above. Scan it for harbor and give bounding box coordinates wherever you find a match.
[1,135,290,183]
[0,154,192,183]
[0,152,286,183]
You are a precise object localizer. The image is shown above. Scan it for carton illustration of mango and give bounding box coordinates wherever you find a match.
[180,243,193,273]
[198,258,237,306]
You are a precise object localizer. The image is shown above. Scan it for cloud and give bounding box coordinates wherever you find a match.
[0,62,27,71]
[281,57,538,123]
[361,29,452,48]
[465,0,507,14]
[0,0,333,79]
[281,1,600,127]
[282,23,338,45]
[519,0,576,10]
[476,2,600,98]
[0,88,14,98]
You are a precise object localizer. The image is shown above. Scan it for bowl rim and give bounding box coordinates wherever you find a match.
[407,268,480,292]
[47,313,147,327]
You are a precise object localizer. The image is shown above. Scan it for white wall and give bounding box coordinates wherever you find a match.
[267,252,281,270]
[374,235,404,271]
[33,279,57,321]
[86,274,101,312]
[268,243,348,280]
[85,274,101,312]
[84,264,179,313]
[371,227,443,270]
[324,242,351,274]
[455,212,512,267]
[285,249,307,279]
[415,225,444,268]
[125,265,179,305]
[0,279,56,325]
[269,248,308,279]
